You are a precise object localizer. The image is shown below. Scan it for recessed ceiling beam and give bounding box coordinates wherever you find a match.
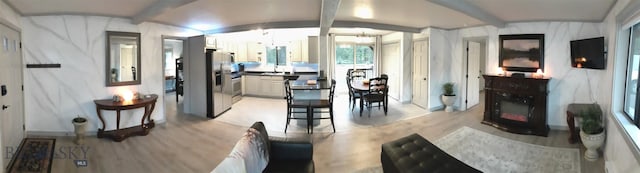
[204,21,320,34]
[332,21,422,33]
[426,0,505,28]
[132,0,196,24]
[320,0,341,35]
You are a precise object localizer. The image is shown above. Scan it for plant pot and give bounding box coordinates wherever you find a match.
[72,117,88,145]
[580,129,605,161]
[441,95,456,112]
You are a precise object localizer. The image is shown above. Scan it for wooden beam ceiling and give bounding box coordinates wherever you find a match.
[320,0,341,35]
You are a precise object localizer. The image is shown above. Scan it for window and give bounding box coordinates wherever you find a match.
[336,44,374,65]
[266,46,286,65]
[624,23,640,126]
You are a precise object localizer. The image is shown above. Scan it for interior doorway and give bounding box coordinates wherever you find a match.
[412,39,429,109]
[162,37,186,120]
[382,42,400,100]
[0,22,24,169]
[333,36,375,96]
[462,37,487,110]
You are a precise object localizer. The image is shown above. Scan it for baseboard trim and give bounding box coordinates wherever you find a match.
[26,119,167,137]
[429,106,444,112]
[549,125,569,131]
[27,131,96,137]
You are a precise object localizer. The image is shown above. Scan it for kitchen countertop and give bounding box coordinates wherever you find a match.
[242,72,318,81]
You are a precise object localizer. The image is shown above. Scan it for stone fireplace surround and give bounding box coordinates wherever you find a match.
[482,75,550,136]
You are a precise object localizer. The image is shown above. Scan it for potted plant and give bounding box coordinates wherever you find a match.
[110,68,118,82]
[72,115,88,145]
[579,105,605,161]
[441,82,456,112]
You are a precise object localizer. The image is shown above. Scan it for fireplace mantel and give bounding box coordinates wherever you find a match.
[482,75,550,136]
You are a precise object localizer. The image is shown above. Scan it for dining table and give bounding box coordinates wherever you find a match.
[288,79,332,127]
[350,79,371,116]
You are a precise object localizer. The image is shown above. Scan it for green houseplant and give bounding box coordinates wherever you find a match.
[443,82,455,96]
[441,82,456,112]
[579,105,605,161]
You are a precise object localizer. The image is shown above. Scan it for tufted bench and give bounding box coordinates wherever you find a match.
[381,133,481,173]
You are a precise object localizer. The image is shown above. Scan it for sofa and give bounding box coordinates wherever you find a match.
[212,122,314,173]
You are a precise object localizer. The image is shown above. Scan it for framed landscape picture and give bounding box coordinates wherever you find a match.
[499,34,545,72]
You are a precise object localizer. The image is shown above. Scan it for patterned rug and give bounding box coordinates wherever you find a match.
[434,127,581,173]
[7,138,56,173]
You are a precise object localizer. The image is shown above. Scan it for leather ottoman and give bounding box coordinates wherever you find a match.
[381,133,481,173]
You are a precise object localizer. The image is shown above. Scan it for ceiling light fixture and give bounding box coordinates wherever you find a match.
[354,6,373,19]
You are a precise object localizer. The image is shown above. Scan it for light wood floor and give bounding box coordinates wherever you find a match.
[40,92,604,173]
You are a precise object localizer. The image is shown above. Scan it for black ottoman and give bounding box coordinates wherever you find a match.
[381,133,481,173]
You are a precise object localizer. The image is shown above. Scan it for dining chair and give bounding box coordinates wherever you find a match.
[361,77,388,117]
[283,80,312,133]
[309,79,337,133]
[350,69,367,81]
[346,76,361,111]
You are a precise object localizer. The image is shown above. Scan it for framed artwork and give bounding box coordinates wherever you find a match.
[499,34,545,72]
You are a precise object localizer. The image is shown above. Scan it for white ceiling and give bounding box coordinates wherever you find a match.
[468,0,615,22]
[4,0,618,34]
[335,0,483,29]
[7,0,157,17]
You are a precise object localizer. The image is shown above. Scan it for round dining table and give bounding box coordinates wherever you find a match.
[350,80,370,91]
[350,80,371,116]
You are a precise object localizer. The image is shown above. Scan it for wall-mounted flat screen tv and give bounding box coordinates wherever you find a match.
[570,37,605,69]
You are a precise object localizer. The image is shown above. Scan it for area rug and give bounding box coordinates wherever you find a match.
[7,138,56,173]
[434,127,580,173]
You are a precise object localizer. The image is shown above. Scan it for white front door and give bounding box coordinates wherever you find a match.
[412,40,429,108]
[467,41,481,109]
[0,23,25,169]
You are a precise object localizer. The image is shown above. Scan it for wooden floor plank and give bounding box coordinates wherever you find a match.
[40,92,603,173]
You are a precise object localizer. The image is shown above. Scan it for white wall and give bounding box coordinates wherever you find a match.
[21,15,201,133]
[434,22,603,128]
[601,0,640,172]
[427,28,453,111]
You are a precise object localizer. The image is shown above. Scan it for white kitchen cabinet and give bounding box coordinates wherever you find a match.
[259,76,272,94]
[270,77,284,97]
[300,37,309,62]
[247,42,263,62]
[205,36,216,48]
[245,75,260,95]
[307,36,318,63]
[244,75,283,98]
[288,40,302,62]
[236,43,248,62]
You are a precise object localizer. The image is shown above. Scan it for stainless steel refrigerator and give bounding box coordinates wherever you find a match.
[206,49,233,118]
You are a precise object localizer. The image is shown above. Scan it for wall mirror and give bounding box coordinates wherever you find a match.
[106,31,141,86]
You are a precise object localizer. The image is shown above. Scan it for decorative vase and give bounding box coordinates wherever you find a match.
[441,95,456,112]
[580,130,605,161]
[72,117,88,145]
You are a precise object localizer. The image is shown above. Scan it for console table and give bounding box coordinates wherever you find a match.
[94,94,158,142]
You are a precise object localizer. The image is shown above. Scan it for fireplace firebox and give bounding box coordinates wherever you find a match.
[482,75,549,136]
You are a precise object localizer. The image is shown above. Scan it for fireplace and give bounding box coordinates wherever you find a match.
[482,75,549,136]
